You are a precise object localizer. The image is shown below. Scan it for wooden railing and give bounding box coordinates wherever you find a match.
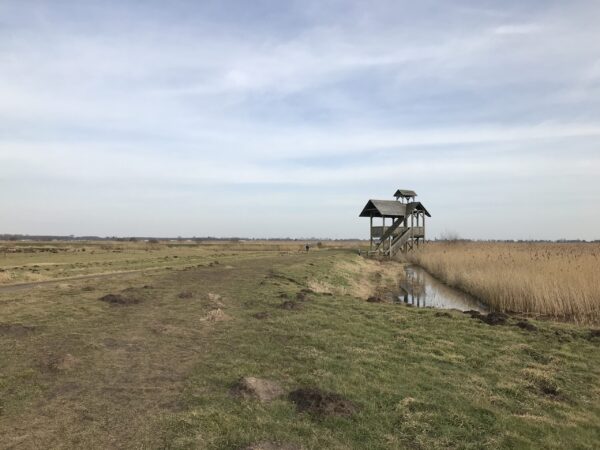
[372,226,424,238]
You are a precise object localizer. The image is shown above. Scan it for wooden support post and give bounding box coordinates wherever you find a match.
[410,212,414,250]
[382,216,386,254]
[369,215,373,252]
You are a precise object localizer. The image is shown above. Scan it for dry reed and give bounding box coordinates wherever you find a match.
[407,242,600,323]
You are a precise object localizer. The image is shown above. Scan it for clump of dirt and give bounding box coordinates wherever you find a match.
[366,296,385,303]
[178,291,194,299]
[479,311,508,325]
[515,320,537,332]
[41,353,79,372]
[242,442,302,450]
[0,323,36,337]
[253,312,270,320]
[529,376,560,397]
[98,294,140,305]
[280,300,302,310]
[288,388,358,418]
[434,311,452,318]
[463,310,481,317]
[230,377,285,403]
[296,289,314,301]
[201,308,231,322]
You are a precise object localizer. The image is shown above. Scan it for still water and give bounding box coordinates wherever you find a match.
[398,265,488,313]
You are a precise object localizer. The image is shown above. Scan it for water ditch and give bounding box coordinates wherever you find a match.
[396,265,488,313]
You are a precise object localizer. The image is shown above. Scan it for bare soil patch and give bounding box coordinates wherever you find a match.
[253,312,270,320]
[230,377,285,403]
[0,323,37,337]
[288,387,358,418]
[98,293,141,305]
[178,290,194,299]
[468,311,508,326]
[40,352,79,372]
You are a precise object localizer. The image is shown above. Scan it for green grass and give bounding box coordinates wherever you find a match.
[0,248,599,449]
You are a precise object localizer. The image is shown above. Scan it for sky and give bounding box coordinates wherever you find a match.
[1,0,599,240]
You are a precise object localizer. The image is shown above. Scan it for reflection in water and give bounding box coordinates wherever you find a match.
[398,265,488,312]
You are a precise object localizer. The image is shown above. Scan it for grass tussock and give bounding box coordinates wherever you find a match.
[407,242,600,323]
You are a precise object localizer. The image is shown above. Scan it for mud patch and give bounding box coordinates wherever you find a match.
[280,300,302,310]
[242,442,302,450]
[0,323,36,337]
[288,388,358,418]
[99,293,141,305]
[230,377,285,403]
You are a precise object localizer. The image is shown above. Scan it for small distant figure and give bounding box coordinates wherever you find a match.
[305,244,310,252]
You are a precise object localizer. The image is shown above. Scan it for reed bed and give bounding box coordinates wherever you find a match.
[407,242,600,323]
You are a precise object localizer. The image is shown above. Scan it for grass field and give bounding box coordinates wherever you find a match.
[1,242,599,449]
[406,242,600,324]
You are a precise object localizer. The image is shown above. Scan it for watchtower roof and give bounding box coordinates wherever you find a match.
[394,189,417,198]
[359,200,431,218]
[406,201,431,217]
[359,200,406,218]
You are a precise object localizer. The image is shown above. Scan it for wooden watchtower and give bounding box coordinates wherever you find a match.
[359,189,431,257]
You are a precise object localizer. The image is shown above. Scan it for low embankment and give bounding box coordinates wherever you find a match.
[407,242,600,323]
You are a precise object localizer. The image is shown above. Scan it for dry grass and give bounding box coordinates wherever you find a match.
[407,242,600,323]
[0,240,360,286]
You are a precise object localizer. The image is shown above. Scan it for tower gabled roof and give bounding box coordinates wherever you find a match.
[394,189,417,198]
[406,201,431,217]
[359,200,406,218]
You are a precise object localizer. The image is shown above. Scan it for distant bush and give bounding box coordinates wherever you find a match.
[439,231,461,243]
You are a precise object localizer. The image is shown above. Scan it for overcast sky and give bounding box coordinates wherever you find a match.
[1,1,599,239]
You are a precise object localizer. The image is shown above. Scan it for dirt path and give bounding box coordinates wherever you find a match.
[0,268,161,293]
